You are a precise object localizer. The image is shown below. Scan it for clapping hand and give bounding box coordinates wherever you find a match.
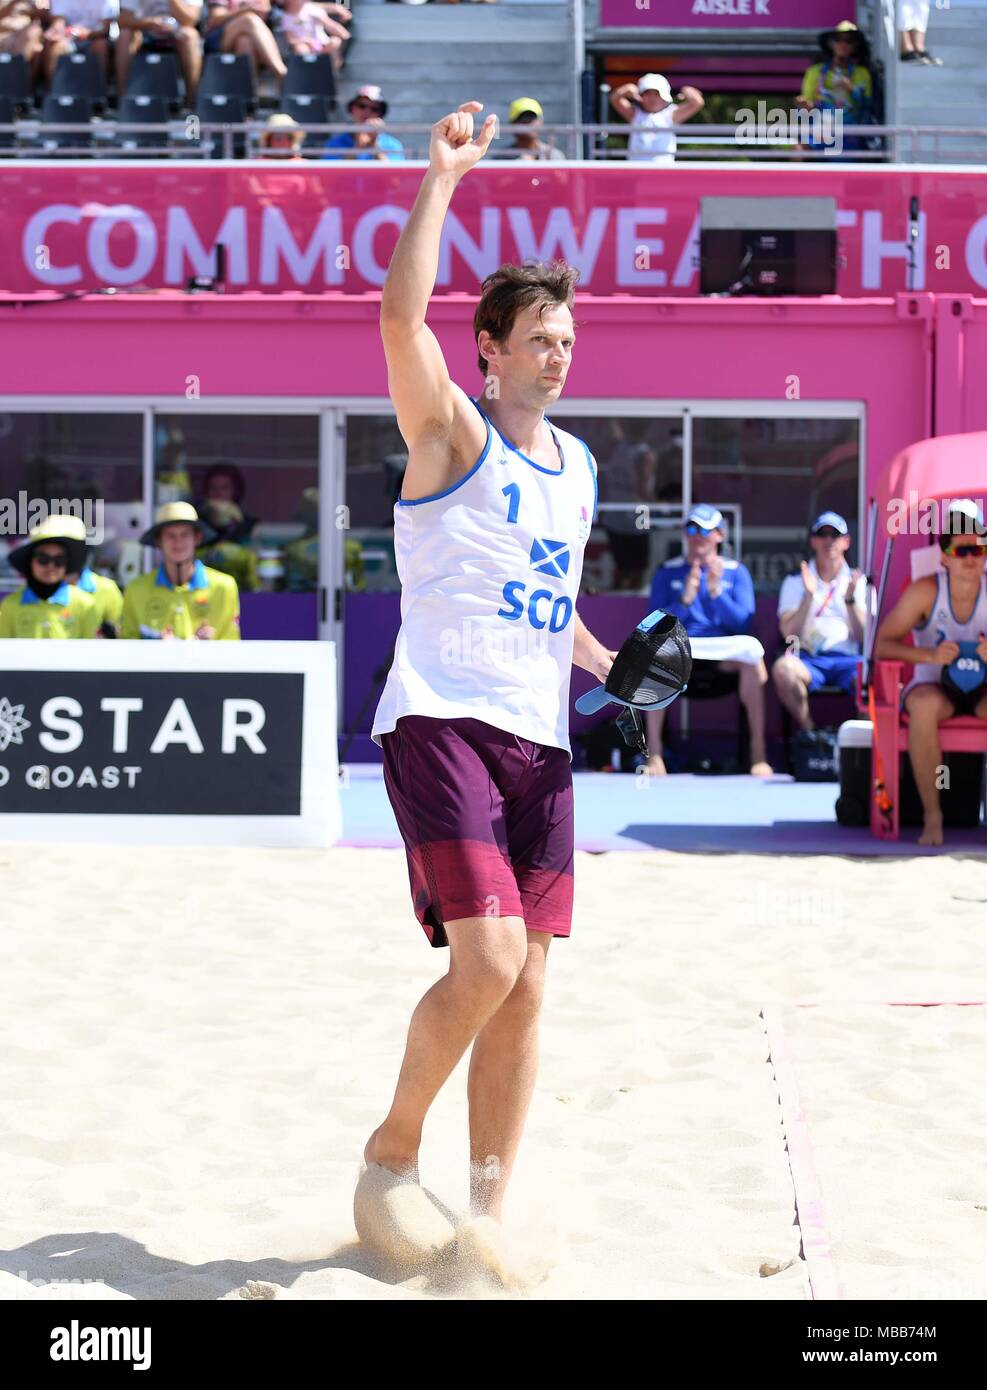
[800,560,818,596]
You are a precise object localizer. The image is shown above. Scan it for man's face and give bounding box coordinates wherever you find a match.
[685,526,722,564]
[349,96,383,124]
[514,111,540,138]
[481,301,576,405]
[640,88,670,113]
[810,529,850,563]
[159,524,199,566]
[941,537,987,577]
[207,474,237,503]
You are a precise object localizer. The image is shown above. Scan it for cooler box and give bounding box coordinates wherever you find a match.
[835,720,986,828]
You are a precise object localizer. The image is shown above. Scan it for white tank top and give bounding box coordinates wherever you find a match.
[371,400,598,756]
[904,570,987,694]
[628,105,676,164]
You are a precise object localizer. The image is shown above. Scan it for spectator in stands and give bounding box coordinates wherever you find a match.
[899,1,943,65]
[875,500,987,844]
[324,84,403,160]
[276,0,349,74]
[42,0,117,82]
[600,417,656,591]
[645,503,772,777]
[203,0,286,82]
[609,72,704,166]
[771,512,865,731]
[259,109,305,155]
[117,0,203,102]
[121,501,240,639]
[1,517,100,639]
[0,1,44,70]
[198,460,257,539]
[494,97,564,162]
[797,20,873,147]
[197,499,260,590]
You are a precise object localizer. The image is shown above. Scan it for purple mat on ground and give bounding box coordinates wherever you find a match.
[338,769,987,857]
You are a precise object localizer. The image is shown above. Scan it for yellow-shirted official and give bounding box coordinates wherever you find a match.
[121,501,241,640]
[0,517,100,639]
[36,512,125,635]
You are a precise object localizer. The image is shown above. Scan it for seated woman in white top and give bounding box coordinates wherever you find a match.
[609,71,704,167]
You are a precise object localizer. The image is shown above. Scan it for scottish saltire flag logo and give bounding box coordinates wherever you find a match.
[529,538,570,578]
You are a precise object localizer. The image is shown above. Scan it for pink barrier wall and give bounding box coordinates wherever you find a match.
[599,0,848,27]
[4,164,987,296]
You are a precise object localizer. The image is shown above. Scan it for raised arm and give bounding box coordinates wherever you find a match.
[609,83,638,122]
[672,86,704,124]
[380,102,496,501]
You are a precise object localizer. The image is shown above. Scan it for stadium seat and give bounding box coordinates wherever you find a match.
[0,94,17,149]
[51,52,106,110]
[38,94,93,151]
[283,53,335,105]
[195,93,247,157]
[0,53,32,111]
[126,50,182,110]
[282,93,333,142]
[199,54,256,111]
[118,95,170,150]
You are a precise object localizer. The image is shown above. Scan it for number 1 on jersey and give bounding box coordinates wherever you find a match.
[502,483,520,525]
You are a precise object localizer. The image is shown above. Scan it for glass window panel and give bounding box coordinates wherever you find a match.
[0,411,143,593]
[344,414,408,592]
[691,416,860,596]
[153,414,319,593]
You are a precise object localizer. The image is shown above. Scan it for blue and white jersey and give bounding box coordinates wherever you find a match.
[905,570,987,697]
[371,399,598,756]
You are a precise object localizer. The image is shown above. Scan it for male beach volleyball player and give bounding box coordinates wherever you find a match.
[358,102,615,1246]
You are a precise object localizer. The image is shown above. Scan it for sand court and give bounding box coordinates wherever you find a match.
[0,843,984,1299]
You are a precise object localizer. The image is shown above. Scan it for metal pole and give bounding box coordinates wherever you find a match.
[863,534,894,693]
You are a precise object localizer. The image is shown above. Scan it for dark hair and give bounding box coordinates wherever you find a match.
[204,461,246,503]
[473,261,579,375]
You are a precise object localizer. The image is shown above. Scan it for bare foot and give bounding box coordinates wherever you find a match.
[645,755,667,776]
[364,1124,419,1179]
[918,815,944,847]
[353,1163,457,1268]
[750,760,773,777]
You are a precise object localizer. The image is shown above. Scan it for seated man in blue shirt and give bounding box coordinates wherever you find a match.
[646,503,772,777]
[325,85,404,161]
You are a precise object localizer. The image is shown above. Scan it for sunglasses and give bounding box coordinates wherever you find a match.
[947,543,987,558]
[351,100,381,112]
[685,523,716,536]
[813,528,842,539]
[33,551,68,568]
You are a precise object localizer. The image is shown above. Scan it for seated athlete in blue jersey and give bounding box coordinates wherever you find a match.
[354,99,615,1276]
[645,504,772,777]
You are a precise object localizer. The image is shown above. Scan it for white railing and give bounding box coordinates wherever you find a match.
[1,121,986,163]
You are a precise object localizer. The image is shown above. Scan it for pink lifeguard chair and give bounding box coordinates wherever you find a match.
[861,431,987,840]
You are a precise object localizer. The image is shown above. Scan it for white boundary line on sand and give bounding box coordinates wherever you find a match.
[763,1001,986,1300]
[760,1007,845,1302]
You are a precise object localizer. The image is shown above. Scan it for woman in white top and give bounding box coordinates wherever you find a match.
[610,71,704,167]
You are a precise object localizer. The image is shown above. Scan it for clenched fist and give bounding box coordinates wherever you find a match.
[429,102,498,178]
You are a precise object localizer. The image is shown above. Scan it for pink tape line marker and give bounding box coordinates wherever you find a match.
[761,1007,845,1301]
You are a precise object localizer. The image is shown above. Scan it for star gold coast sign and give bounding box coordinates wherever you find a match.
[0,697,31,753]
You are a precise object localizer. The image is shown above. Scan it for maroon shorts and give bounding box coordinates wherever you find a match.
[381,715,575,948]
